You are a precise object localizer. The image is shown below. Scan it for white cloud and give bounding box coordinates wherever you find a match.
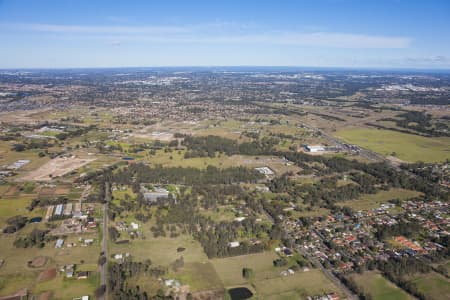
[4,22,412,49]
[404,55,448,63]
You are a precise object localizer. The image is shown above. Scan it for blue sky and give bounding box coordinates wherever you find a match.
[0,0,449,68]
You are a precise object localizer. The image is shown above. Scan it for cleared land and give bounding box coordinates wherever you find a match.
[336,128,450,163]
[32,272,99,299]
[110,234,208,266]
[0,196,39,226]
[22,156,95,181]
[212,251,343,298]
[211,252,280,287]
[139,150,300,174]
[337,188,421,211]
[172,262,223,292]
[350,271,414,300]
[407,272,450,300]
[253,269,342,299]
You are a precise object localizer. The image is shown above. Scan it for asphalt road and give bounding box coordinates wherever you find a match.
[100,182,110,300]
[296,245,358,300]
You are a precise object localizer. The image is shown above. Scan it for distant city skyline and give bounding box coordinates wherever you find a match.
[1,0,449,69]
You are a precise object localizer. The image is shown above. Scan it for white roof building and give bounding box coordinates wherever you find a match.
[305,145,325,153]
[255,167,274,176]
[228,241,240,248]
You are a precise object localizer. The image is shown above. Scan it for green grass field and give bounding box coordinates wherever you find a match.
[337,188,421,211]
[254,269,342,299]
[292,206,331,218]
[350,271,414,300]
[199,206,237,222]
[0,196,37,226]
[211,251,343,298]
[0,272,37,297]
[407,272,450,300]
[110,234,223,293]
[139,150,300,174]
[0,143,50,173]
[110,234,209,266]
[336,128,450,162]
[33,272,99,299]
[211,252,280,286]
[172,262,224,292]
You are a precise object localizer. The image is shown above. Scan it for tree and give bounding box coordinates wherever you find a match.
[109,226,120,242]
[98,255,106,266]
[95,285,106,298]
[242,268,254,279]
[12,143,26,152]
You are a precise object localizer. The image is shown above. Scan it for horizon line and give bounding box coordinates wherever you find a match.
[1,65,450,72]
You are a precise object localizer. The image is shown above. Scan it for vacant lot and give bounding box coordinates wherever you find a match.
[338,188,421,211]
[143,150,300,174]
[33,272,99,299]
[212,251,343,298]
[0,272,37,297]
[211,252,279,287]
[336,128,450,162]
[172,262,224,292]
[110,234,208,266]
[22,156,95,181]
[199,206,236,222]
[254,269,342,299]
[407,272,450,300]
[0,142,50,173]
[350,271,413,300]
[0,196,37,226]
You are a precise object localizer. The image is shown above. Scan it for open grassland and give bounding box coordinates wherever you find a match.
[0,184,10,196]
[110,234,208,266]
[0,141,50,172]
[337,188,421,211]
[199,206,237,222]
[0,272,37,297]
[335,128,450,163]
[110,234,224,293]
[211,252,280,287]
[253,269,343,299]
[141,150,300,174]
[212,251,343,298]
[0,196,36,226]
[350,271,413,300]
[407,272,450,300]
[292,206,331,218]
[32,272,99,299]
[172,262,224,292]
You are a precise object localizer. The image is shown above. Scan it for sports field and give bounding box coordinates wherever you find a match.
[335,128,450,162]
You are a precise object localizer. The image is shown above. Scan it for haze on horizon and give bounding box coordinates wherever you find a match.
[0,0,449,69]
